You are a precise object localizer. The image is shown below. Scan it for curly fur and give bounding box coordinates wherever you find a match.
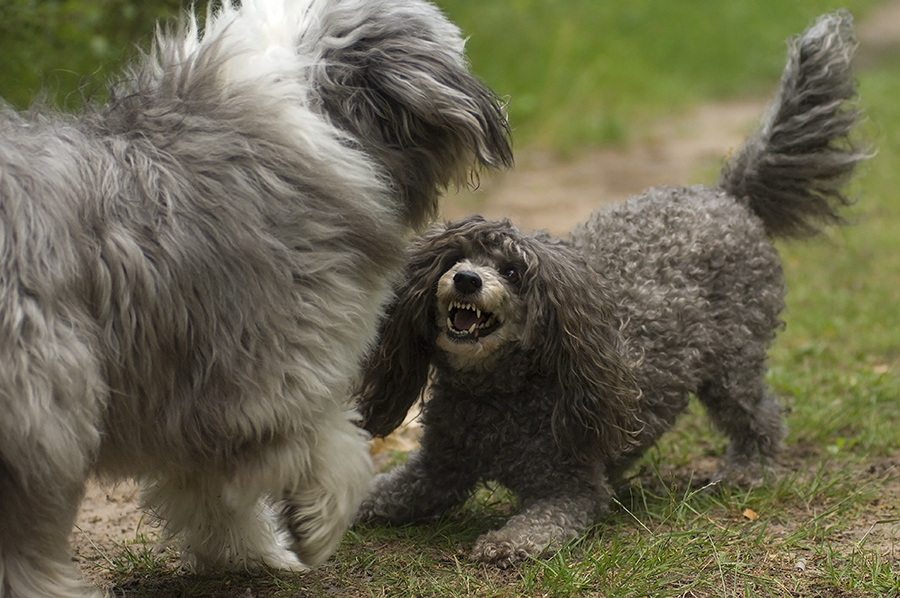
[355,11,867,567]
[0,1,511,596]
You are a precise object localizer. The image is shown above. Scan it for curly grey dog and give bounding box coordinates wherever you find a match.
[355,11,866,567]
[0,0,511,596]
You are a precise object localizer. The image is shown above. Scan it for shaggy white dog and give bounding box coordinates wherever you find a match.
[0,0,511,596]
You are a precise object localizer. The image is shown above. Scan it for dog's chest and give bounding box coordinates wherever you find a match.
[423,382,559,480]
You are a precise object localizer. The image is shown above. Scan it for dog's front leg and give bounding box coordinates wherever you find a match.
[142,472,306,573]
[354,449,477,526]
[470,491,606,568]
[278,408,374,568]
[142,406,371,571]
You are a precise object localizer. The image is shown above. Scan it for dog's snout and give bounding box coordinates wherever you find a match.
[453,270,482,294]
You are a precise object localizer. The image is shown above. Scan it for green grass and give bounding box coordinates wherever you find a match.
[439,0,885,149]
[37,0,900,595]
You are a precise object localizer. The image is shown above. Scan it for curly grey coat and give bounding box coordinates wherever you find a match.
[355,11,867,567]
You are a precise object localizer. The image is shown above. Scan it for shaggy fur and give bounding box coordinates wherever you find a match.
[355,11,866,567]
[0,0,511,596]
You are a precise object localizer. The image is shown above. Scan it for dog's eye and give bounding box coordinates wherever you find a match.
[501,266,521,284]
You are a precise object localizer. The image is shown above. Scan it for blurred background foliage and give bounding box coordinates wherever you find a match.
[0,0,884,149]
[0,0,183,110]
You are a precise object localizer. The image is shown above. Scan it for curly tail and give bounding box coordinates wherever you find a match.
[719,10,869,238]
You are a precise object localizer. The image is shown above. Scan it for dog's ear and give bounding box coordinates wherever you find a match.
[311,0,513,228]
[521,239,641,462]
[356,222,461,437]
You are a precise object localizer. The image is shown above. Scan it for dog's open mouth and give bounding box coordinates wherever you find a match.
[446,301,500,341]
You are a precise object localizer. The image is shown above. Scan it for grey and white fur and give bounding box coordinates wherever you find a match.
[355,11,866,567]
[0,0,512,596]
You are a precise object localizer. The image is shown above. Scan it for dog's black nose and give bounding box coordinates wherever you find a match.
[453,270,482,294]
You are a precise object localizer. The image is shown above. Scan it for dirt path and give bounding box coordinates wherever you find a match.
[70,2,900,586]
[441,99,765,235]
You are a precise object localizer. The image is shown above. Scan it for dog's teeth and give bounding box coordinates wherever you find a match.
[476,307,482,318]
[447,317,454,330]
[468,323,477,334]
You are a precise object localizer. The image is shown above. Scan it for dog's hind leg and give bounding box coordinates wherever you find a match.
[696,365,785,485]
[0,327,105,597]
[0,468,99,598]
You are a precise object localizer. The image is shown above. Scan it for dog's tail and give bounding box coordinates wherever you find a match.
[719,11,869,238]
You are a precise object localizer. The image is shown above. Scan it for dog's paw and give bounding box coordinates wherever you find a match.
[281,500,351,568]
[184,533,308,574]
[715,459,777,489]
[351,499,380,526]
[470,532,540,568]
[256,542,308,572]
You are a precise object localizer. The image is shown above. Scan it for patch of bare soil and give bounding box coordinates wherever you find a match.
[71,2,900,591]
[442,99,765,235]
[71,482,146,585]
